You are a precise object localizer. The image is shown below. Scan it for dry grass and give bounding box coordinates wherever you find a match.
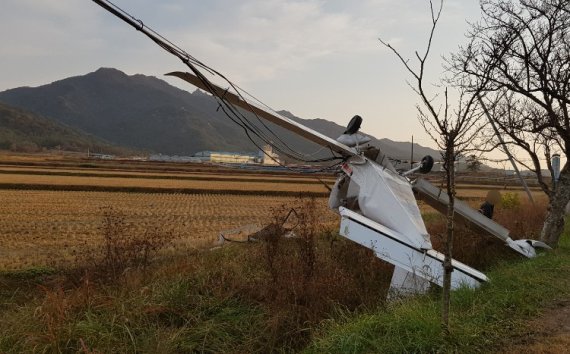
[0,198,393,353]
[0,156,551,273]
[455,187,545,201]
[425,199,548,268]
[0,166,336,183]
[0,156,558,353]
[0,176,549,271]
[0,151,69,162]
[0,173,330,193]
[0,190,335,270]
[0,195,556,353]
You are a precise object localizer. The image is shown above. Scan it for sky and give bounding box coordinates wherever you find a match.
[0,0,485,159]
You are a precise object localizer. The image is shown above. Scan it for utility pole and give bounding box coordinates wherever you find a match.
[411,135,414,170]
[552,154,561,190]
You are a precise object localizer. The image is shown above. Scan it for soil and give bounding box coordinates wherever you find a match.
[501,299,570,354]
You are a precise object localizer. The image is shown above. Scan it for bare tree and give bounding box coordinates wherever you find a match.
[380,0,484,332]
[466,154,484,172]
[450,0,570,247]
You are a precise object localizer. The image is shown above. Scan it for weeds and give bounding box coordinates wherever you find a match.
[0,198,553,353]
[495,199,547,240]
[0,198,391,352]
[72,206,177,282]
[295,198,317,281]
[306,224,570,354]
[427,200,547,269]
[428,218,515,269]
[501,192,521,209]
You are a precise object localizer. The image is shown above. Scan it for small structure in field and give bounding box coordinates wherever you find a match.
[261,144,281,166]
[149,154,202,163]
[192,146,282,165]
[193,151,259,164]
[88,153,115,160]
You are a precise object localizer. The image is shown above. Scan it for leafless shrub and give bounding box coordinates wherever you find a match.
[495,200,547,241]
[73,206,177,282]
[428,200,547,268]
[296,198,317,281]
[239,197,392,338]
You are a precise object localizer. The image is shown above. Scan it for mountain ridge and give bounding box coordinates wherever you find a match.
[0,68,440,160]
[0,101,128,154]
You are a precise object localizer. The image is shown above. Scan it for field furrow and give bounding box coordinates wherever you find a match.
[0,190,333,270]
[0,173,330,193]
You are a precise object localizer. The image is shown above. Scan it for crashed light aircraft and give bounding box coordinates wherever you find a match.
[92,0,550,298]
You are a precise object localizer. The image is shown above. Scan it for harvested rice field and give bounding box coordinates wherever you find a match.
[0,173,331,194]
[0,189,334,270]
[0,157,547,270]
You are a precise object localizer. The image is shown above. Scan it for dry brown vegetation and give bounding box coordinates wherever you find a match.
[0,154,560,353]
[0,191,553,353]
[426,199,548,268]
[0,166,336,183]
[0,173,331,193]
[0,190,335,270]
[0,157,546,271]
[0,197,394,352]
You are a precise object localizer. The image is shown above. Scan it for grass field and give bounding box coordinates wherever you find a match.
[1,153,565,353]
[0,173,332,193]
[0,190,334,270]
[0,155,548,271]
[0,158,338,270]
[0,166,337,183]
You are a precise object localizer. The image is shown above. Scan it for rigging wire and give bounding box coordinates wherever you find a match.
[92,0,342,169]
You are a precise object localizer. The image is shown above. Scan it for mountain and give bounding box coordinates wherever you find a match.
[0,102,128,154]
[0,68,439,160]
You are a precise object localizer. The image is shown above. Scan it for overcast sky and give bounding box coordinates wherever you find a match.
[0,0,484,155]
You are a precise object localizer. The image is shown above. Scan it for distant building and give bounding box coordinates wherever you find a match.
[163,146,283,165]
[261,145,281,166]
[193,151,259,164]
[88,153,115,160]
[149,154,202,163]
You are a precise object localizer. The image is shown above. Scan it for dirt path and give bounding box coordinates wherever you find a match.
[502,299,570,354]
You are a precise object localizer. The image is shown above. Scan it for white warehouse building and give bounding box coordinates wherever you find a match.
[193,145,282,165]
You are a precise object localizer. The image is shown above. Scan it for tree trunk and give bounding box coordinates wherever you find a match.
[541,168,570,247]
[441,147,455,333]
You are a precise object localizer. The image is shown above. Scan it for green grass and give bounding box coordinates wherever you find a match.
[0,259,269,353]
[305,230,570,353]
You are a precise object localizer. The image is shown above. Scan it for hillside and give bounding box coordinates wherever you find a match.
[0,68,439,160]
[0,102,127,154]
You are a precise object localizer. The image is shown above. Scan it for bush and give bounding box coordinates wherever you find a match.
[427,199,547,268]
[501,192,521,209]
[0,197,550,353]
[73,206,177,282]
[494,200,547,240]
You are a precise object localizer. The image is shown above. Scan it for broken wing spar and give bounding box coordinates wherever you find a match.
[166,72,357,158]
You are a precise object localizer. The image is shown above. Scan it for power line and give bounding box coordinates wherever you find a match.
[92,0,343,170]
